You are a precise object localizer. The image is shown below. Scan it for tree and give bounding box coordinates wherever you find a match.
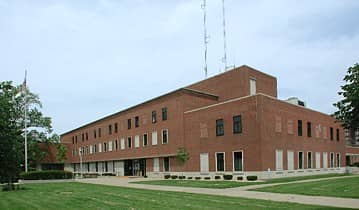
[176,147,190,177]
[334,63,359,143]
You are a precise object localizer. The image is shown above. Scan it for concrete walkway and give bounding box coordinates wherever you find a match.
[77,176,359,209]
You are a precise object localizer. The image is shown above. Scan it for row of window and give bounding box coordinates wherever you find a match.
[72,129,169,156]
[72,108,168,144]
[297,120,339,141]
[199,151,243,172]
[215,115,242,136]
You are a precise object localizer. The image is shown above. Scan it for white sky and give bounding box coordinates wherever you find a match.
[1,0,358,134]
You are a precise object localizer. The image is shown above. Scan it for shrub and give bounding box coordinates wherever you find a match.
[187,177,193,179]
[237,176,243,180]
[171,175,178,179]
[144,175,148,178]
[164,175,171,179]
[246,176,258,181]
[102,172,115,176]
[204,177,211,180]
[223,174,233,180]
[20,170,73,180]
[195,177,201,180]
[352,162,359,167]
[215,175,221,180]
[178,176,186,179]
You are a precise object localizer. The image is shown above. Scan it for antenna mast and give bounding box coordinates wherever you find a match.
[201,0,209,78]
[222,0,228,71]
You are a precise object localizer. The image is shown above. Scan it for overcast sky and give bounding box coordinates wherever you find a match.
[1,0,358,135]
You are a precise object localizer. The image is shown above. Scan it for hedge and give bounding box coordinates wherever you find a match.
[171,175,178,179]
[223,174,233,180]
[164,175,171,179]
[246,175,258,181]
[215,175,221,180]
[20,170,73,180]
[178,176,186,179]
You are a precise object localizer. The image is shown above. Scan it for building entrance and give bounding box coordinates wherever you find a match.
[124,159,146,176]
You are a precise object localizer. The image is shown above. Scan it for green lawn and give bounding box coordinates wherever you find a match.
[254,176,359,199]
[0,182,348,210]
[133,173,348,189]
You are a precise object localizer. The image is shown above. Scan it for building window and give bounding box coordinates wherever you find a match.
[163,157,170,172]
[162,107,167,121]
[103,142,107,152]
[249,78,256,95]
[336,129,340,141]
[114,123,118,133]
[115,140,118,150]
[127,137,132,148]
[330,152,334,167]
[143,133,148,146]
[233,115,242,134]
[216,152,225,172]
[298,151,304,169]
[275,150,283,171]
[72,136,75,144]
[152,131,158,145]
[127,119,131,129]
[162,129,168,144]
[307,122,312,137]
[307,152,312,169]
[94,130,97,139]
[98,128,101,137]
[298,120,302,136]
[135,116,139,128]
[152,111,157,123]
[85,132,88,140]
[93,144,97,153]
[82,133,84,141]
[75,136,77,144]
[109,125,112,135]
[330,127,334,140]
[216,119,224,136]
[336,153,340,167]
[233,151,243,171]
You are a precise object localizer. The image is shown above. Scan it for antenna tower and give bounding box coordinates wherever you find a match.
[222,0,228,71]
[201,0,209,78]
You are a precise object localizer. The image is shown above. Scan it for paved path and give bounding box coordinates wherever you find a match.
[77,176,359,209]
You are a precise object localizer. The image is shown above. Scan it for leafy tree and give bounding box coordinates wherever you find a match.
[334,63,359,143]
[176,147,190,176]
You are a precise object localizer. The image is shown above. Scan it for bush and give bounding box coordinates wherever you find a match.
[144,175,148,178]
[237,176,243,181]
[187,177,193,179]
[178,176,186,179]
[215,175,221,180]
[164,174,171,179]
[20,170,73,180]
[171,175,178,179]
[204,177,211,180]
[223,174,233,180]
[195,177,201,180]
[102,172,115,176]
[351,162,359,167]
[246,176,258,181]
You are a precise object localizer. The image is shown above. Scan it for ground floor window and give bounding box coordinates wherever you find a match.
[307,152,312,169]
[275,150,283,171]
[164,157,170,172]
[200,153,209,172]
[330,152,335,168]
[336,153,340,167]
[298,151,304,169]
[153,158,159,172]
[216,152,225,172]
[233,151,243,171]
[323,152,328,168]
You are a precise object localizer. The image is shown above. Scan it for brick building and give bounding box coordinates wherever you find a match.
[60,65,345,178]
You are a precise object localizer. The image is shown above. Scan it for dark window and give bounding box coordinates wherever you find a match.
[143,134,148,146]
[233,115,242,134]
[330,127,334,140]
[164,157,170,172]
[298,152,303,169]
[162,130,168,144]
[307,152,312,168]
[216,153,225,171]
[298,120,303,136]
[85,132,88,140]
[75,136,78,144]
[94,130,97,139]
[127,137,132,148]
[162,107,167,121]
[114,123,118,133]
[103,143,107,152]
[336,153,340,167]
[152,111,157,123]
[109,125,112,135]
[82,133,84,141]
[98,128,101,137]
[135,116,139,128]
[72,136,75,144]
[115,140,118,150]
[336,129,340,141]
[330,153,334,167]
[216,119,224,136]
[233,151,243,171]
[127,119,131,129]
[307,122,312,137]
[93,144,97,153]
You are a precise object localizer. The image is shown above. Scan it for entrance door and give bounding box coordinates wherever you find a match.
[124,160,133,176]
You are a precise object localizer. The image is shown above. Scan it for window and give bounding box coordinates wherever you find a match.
[135,116,139,128]
[315,152,321,169]
[200,153,209,172]
[152,111,157,123]
[82,133,84,141]
[216,119,224,136]
[336,129,340,141]
[75,136,77,144]
[287,150,294,170]
[108,141,113,151]
[233,115,242,134]
[330,152,334,167]
[114,123,118,133]
[298,151,304,169]
[163,157,170,172]
[127,119,131,129]
[162,107,167,121]
[323,152,328,168]
[298,120,302,136]
[307,122,312,137]
[250,78,256,95]
[233,151,243,171]
[135,135,140,148]
[153,158,159,172]
[93,144,97,153]
[109,125,112,135]
[94,130,97,139]
[276,150,283,171]
[152,131,158,145]
[216,152,225,172]
[72,136,75,144]
[115,140,118,150]
[336,153,340,167]
[162,129,168,144]
[85,132,88,140]
[98,128,101,137]
[143,133,148,146]
[330,127,333,140]
[127,137,132,148]
[120,138,125,150]
[307,152,312,169]
[103,142,107,152]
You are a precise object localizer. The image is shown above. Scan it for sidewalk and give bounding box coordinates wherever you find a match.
[77,176,359,209]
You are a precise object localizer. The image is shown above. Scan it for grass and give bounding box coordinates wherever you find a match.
[133,173,349,189]
[253,175,359,199]
[0,182,348,210]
